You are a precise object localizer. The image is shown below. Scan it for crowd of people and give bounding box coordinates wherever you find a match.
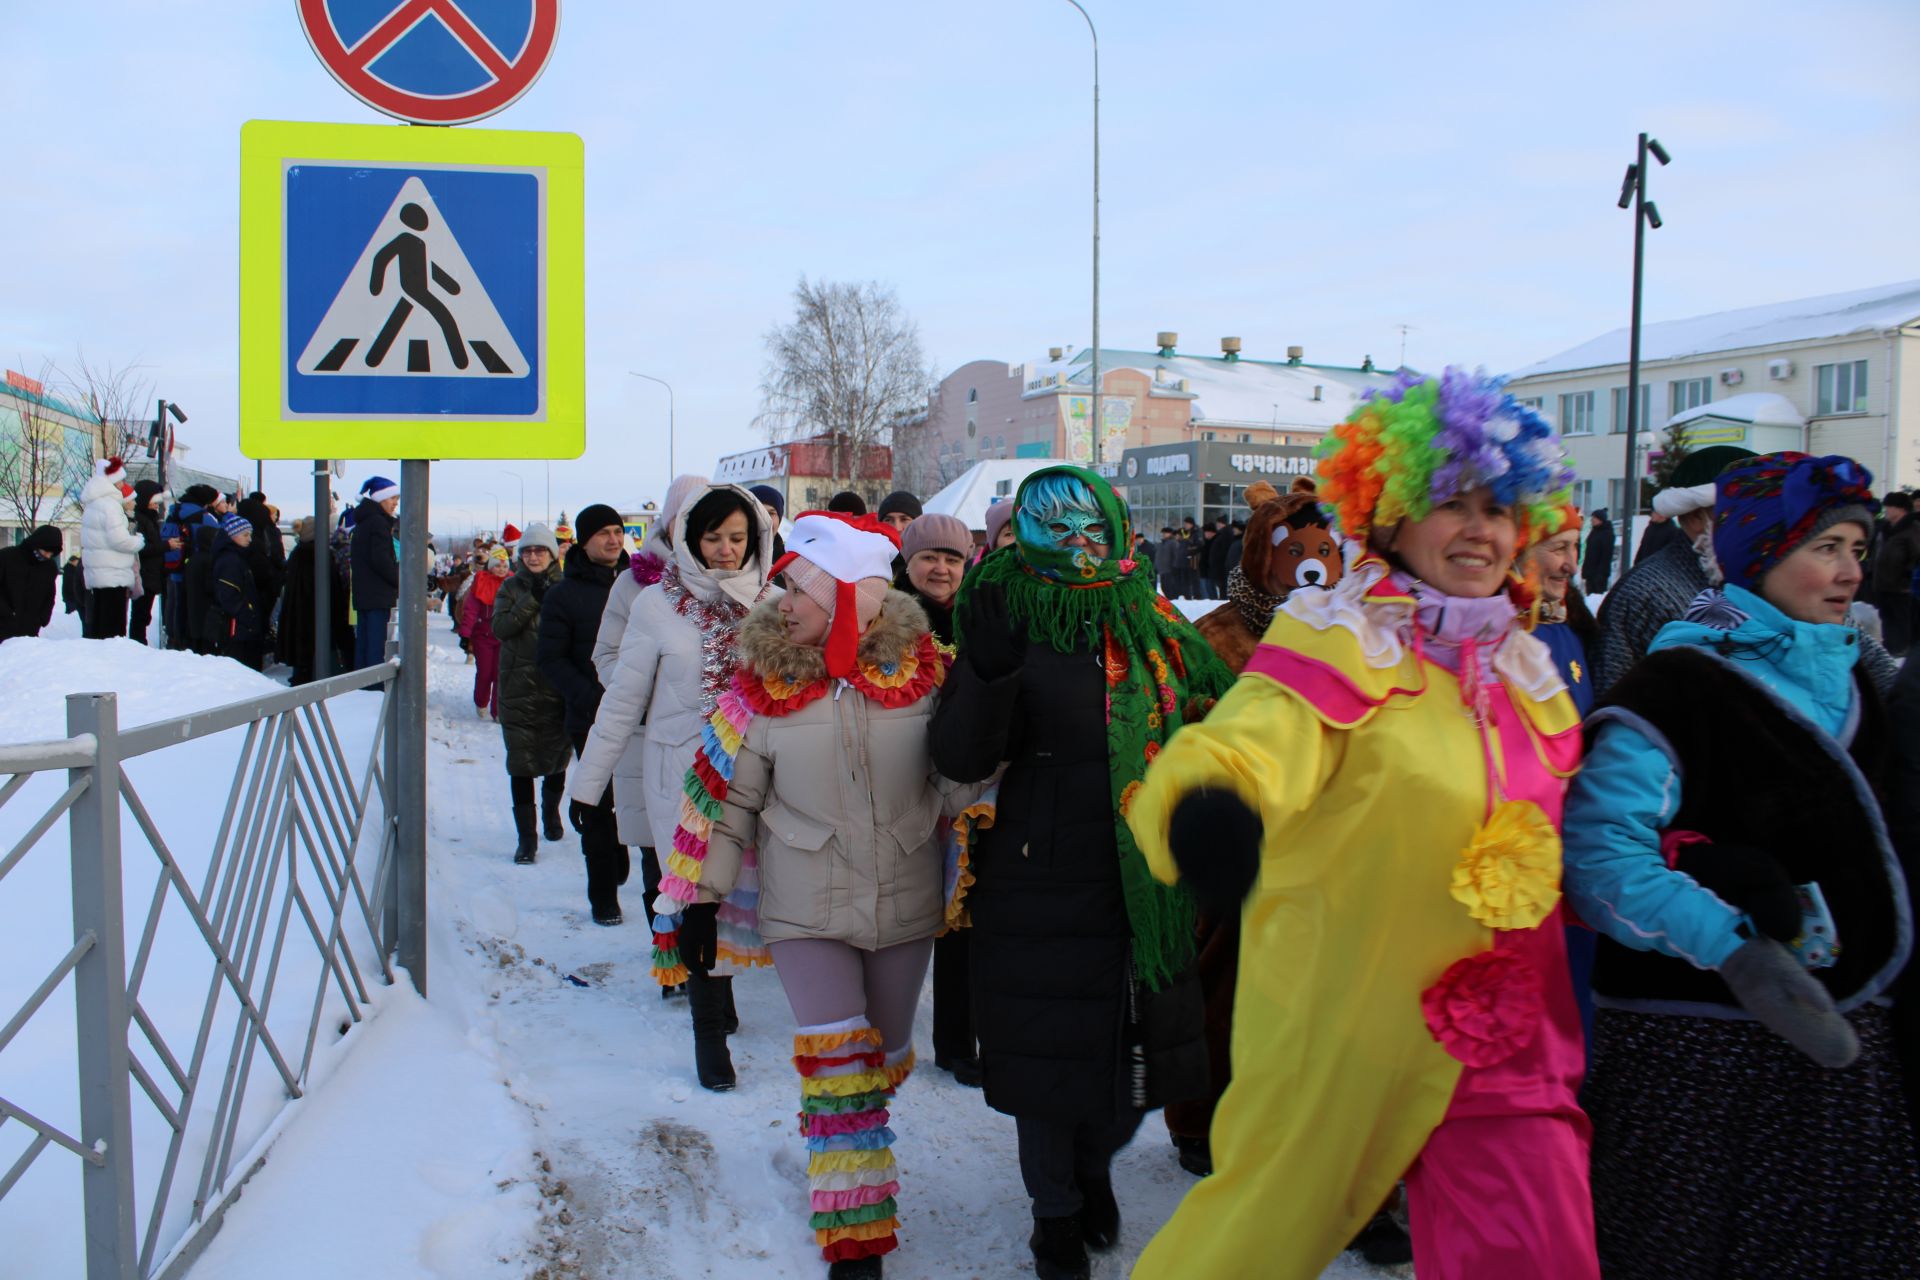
[3,380,1917,1279]
[422,369,1917,1280]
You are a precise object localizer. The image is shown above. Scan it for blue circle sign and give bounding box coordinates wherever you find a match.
[298,0,560,126]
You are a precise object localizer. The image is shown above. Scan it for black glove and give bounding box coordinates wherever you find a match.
[568,798,596,834]
[1719,936,1859,1068]
[961,581,1026,682]
[678,903,720,974]
[1671,843,1800,943]
[1169,788,1263,917]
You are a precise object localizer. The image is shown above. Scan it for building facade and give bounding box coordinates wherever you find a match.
[909,335,1398,496]
[1506,280,1920,513]
[713,436,894,514]
[1112,439,1320,532]
[0,371,99,546]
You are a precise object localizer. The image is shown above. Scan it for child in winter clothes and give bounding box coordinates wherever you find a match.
[463,546,509,717]
[208,514,264,670]
[675,512,979,1280]
[1564,452,1919,1278]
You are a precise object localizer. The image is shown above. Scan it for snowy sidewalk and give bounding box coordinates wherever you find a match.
[186,622,1381,1278]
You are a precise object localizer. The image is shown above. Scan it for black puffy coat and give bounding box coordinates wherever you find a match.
[496,558,572,776]
[206,533,263,650]
[348,497,399,613]
[183,525,220,652]
[277,538,352,683]
[538,546,626,739]
[0,526,63,640]
[930,640,1207,1123]
[237,497,286,602]
[132,482,167,597]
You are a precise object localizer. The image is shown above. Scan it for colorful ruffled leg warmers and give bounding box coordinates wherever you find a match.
[796,1016,900,1262]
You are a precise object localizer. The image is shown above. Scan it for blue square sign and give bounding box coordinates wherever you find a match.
[284,161,542,419]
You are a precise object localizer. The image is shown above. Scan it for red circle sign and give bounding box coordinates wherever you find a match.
[298,0,560,126]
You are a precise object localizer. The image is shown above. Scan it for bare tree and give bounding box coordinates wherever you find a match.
[0,360,93,529]
[58,351,153,463]
[755,278,935,489]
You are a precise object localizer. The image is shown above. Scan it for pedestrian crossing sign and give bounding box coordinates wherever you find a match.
[239,119,584,459]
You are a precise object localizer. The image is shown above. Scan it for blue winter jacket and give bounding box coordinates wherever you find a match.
[1563,584,1863,972]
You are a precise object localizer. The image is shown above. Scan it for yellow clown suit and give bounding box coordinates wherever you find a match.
[1126,368,1599,1280]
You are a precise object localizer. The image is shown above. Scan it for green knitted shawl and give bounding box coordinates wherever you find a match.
[955,465,1232,989]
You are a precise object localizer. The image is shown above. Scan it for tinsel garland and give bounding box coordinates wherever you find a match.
[658,563,754,717]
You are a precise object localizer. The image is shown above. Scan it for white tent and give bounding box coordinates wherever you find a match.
[922,458,1065,531]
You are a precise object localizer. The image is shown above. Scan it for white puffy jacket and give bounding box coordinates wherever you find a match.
[79,474,145,590]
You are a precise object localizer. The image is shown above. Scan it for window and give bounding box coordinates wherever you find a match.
[1558,392,1596,436]
[1607,479,1632,519]
[967,388,978,403]
[1669,378,1710,416]
[1610,384,1651,434]
[1816,360,1869,415]
[1571,478,1597,516]
[1517,397,1544,412]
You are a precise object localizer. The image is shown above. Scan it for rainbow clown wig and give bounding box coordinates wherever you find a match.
[1315,367,1579,551]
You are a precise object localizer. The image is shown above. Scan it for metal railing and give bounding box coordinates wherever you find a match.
[0,659,410,1279]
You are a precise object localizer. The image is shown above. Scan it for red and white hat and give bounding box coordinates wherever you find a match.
[96,455,132,498]
[771,512,901,677]
[501,522,522,549]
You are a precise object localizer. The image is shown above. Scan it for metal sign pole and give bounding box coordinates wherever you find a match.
[394,458,430,993]
[313,461,332,681]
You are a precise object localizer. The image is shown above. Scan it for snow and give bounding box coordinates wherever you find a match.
[1669,391,1805,430]
[3,616,1391,1279]
[1054,348,1400,431]
[1508,278,1920,378]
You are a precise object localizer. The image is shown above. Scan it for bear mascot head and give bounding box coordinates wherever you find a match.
[1194,479,1343,673]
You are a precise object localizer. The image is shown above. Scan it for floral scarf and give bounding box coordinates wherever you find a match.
[955,465,1234,990]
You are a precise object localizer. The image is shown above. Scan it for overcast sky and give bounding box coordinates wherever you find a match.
[3,0,1915,536]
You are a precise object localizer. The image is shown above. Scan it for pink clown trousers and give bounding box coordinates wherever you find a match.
[1403,680,1598,1280]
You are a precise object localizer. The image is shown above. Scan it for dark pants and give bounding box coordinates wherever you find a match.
[354,608,390,669]
[931,928,976,1063]
[1163,913,1239,1142]
[508,772,567,808]
[84,587,128,639]
[1015,1109,1146,1218]
[570,735,628,917]
[164,585,190,650]
[221,638,264,671]
[129,588,157,645]
[1883,592,1913,657]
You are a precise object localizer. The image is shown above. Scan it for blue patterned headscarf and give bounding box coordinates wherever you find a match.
[1713,452,1878,591]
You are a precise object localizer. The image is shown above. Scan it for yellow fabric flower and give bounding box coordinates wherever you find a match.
[1449,800,1562,931]
[1120,779,1143,817]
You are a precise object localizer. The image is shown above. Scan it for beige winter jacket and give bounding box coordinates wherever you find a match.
[703,592,979,950]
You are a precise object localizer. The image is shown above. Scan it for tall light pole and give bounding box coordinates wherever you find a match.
[1062,0,1101,462]
[483,490,500,533]
[1616,132,1670,586]
[500,469,525,526]
[628,370,676,479]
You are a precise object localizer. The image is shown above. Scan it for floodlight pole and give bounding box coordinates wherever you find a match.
[1618,131,1669,585]
[1063,0,1101,463]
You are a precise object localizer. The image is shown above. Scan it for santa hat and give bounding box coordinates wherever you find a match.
[96,455,133,498]
[770,512,901,678]
[502,522,522,548]
[360,475,400,503]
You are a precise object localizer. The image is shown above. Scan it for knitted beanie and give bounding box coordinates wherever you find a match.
[518,523,560,556]
[574,503,624,543]
[901,513,970,562]
[877,490,923,521]
[983,500,1015,545]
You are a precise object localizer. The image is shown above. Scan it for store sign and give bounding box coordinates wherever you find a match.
[1230,453,1316,476]
[1145,452,1191,477]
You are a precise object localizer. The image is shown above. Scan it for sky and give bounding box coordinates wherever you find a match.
[2,0,1916,538]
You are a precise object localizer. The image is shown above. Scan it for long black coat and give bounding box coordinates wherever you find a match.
[207,534,263,650]
[495,559,572,777]
[237,497,286,602]
[0,527,62,640]
[183,526,220,652]
[930,640,1207,1123]
[133,505,167,597]
[1582,519,1616,592]
[348,498,399,613]
[538,546,625,739]
[276,539,352,682]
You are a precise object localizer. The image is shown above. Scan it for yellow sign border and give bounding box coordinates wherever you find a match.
[239,119,584,460]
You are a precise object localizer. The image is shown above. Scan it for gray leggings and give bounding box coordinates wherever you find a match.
[769,936,935,1055]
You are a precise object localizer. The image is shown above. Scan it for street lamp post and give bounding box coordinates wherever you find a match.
[501,469,525,527]
[483,491,500,533]
[1062,0,1101,463]
[1616,131,1670,586]
[628,371,676,479]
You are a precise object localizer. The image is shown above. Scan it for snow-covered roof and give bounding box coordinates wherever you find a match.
[1043,348,1400,430]
[1509,279,1920,379]
[921,458,1063,531]
[1669,391,1806,430]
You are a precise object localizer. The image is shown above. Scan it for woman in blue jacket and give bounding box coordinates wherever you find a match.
[1564,452,1918,1279]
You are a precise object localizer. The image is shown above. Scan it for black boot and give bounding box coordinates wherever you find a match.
[1171,1132,1212,1177]
[540,775,565,842]
[1078,1177,1119,1251]
[685,968,736,1091]
[1029,1215,1089,1280]
[827,1258,882,1280]
[1351,1209,1413,1266]
[720,975,739,1036]
[511,804,538,864]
